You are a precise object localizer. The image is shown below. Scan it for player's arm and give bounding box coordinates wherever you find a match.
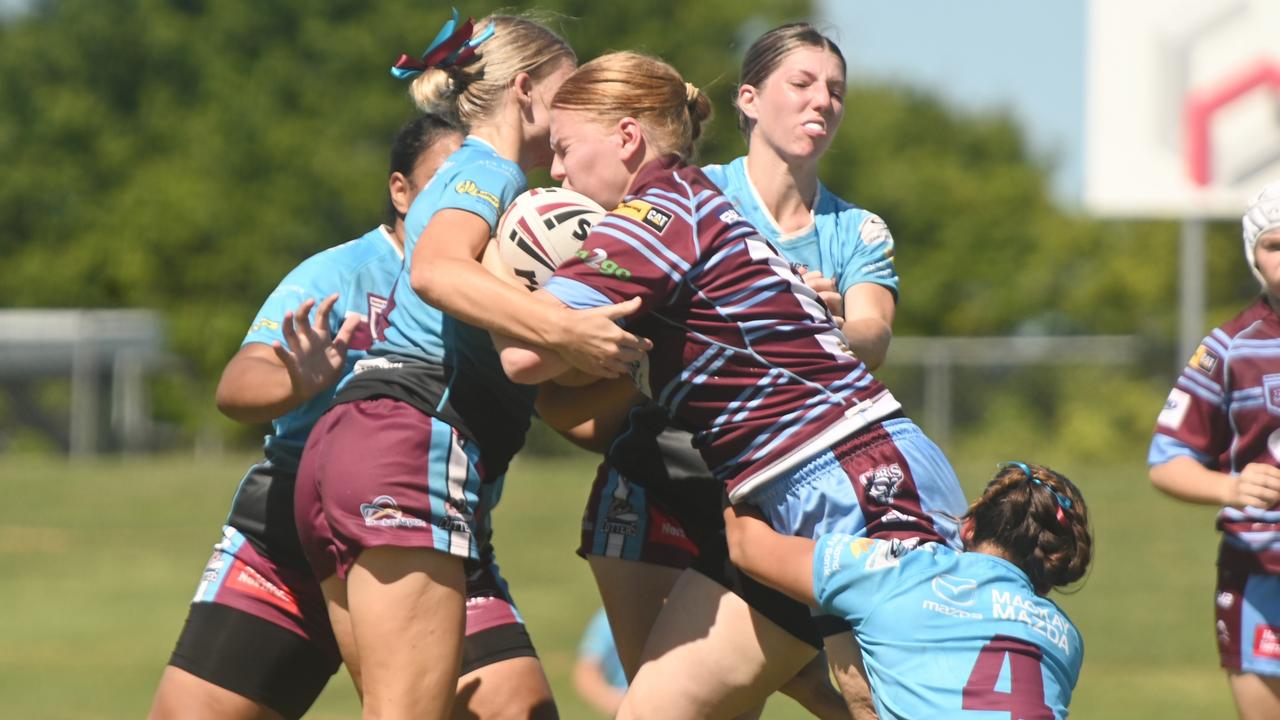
[723,503,817,605]
[1149,455,1280,509]
[839,282,894,371]
[412,209,647,378]
[216,295,358,424]
[537,377,645,453]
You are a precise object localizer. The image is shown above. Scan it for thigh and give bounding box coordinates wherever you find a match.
[347,545,467,720]
[453,557,556,719]
[149,665,285,720]
[1229,671,1280,720]
[617,570,817,720]
[588,555,684,680]
[454,657,557,720]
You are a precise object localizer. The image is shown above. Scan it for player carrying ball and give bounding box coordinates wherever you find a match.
[497,50,967,718]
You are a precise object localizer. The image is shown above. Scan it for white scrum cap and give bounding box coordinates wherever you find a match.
[1243,180,1280,285]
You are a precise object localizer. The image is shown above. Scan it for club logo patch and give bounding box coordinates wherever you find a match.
[360,495,428,528]
[1254,625,1280,659]
[614,200,673,234]
[859,463,905,505]
[455,179,500,209]
[1265,374,1280,417]
[1157,388,1191,430]
[1189,344,1219,375]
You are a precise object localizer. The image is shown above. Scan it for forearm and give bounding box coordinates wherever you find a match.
[723,505,818,605]
[1149,455,1229,506]
[841,316,892,371]
[494,332,574,385]
[414,256,569,347]
[215,354,300,424]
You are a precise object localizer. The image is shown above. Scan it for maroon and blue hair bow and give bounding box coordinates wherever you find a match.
[390,8,495,80]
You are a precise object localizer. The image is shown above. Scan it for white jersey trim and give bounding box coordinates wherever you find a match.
[728,389,902,503]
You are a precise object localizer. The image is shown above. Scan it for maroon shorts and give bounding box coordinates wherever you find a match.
[1216,543,1280,675]
[188,524,338,664]
[296,398,493,581]
[576,460,701,569]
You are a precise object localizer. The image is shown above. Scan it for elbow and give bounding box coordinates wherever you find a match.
[501,347,551,385]
[409,260,439,305]
[215,383,258,424]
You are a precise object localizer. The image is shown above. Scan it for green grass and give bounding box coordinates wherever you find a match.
[0,451,1235,718]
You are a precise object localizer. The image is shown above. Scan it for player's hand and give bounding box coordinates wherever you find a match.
[802,270,844,323]
[553,297,653,379]
[272,294,359,402]
[1226,463,1280,509]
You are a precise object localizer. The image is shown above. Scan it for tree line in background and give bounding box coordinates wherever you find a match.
[0,0,1259,461]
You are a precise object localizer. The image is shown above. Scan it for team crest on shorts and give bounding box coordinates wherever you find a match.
[601,497,639,537]
[437,498,473,535]
[859,463,905,505]
[361,495,428,528]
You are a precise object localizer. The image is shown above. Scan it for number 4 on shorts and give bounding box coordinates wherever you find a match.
[961,635,1053,719]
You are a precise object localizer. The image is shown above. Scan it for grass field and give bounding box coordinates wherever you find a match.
[0,448,1236,718]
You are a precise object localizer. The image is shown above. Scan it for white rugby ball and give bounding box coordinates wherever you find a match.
[496,187,605,291]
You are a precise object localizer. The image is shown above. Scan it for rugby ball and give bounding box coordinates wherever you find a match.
[496,187,605,291]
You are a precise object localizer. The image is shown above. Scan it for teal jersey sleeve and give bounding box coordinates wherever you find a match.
[402,136,526,258]
[822,196,899,299]
[812,533,915,624]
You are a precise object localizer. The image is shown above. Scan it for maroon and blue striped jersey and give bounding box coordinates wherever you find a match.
[1149,297,1280,571]
[543,156,901,499]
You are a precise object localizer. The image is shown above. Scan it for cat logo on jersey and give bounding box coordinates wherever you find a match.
[454,179,500,209]
[1189,344,1219,375]
[614,200,672,234]
[249,318,280,332]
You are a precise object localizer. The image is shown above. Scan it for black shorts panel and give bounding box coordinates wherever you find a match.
[690,538,823,650]
[461,622,539,676]
[168,602,339,720]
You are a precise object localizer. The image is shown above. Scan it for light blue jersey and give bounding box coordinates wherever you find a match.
[702,157,898,298]
[376,136,525,371]
[813,536,1082,720]
[241,226,403,471]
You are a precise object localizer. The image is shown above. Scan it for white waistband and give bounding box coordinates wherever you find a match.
[728,390,902,504]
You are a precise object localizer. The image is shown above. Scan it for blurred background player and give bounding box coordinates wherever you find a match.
[1148,179,1280,720]
[573,608,628,718]
[293,11,649,719]
[148,114,462,720]
[537,22,893,719]
[724,461,1092,720]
